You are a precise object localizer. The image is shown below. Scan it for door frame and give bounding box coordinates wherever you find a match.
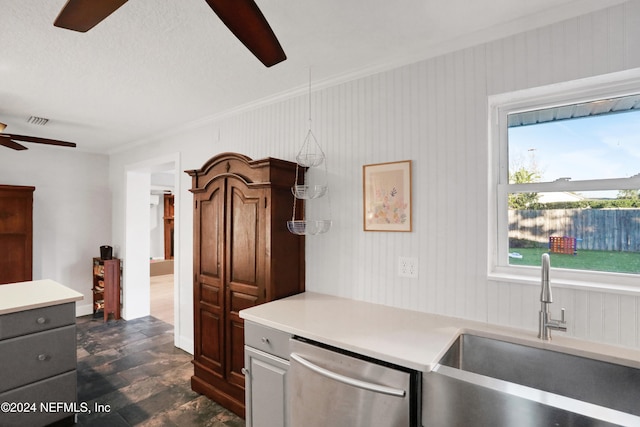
[124,152,181,346]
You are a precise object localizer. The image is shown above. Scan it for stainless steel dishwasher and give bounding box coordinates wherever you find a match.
[288,337,420,427]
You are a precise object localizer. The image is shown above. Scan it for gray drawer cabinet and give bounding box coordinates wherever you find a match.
[0,302,77,427]
[244,321,292,427]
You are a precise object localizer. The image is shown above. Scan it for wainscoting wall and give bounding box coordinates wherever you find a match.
[109,0,640,352]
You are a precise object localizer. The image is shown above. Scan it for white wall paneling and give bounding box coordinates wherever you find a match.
[108,1,640,352]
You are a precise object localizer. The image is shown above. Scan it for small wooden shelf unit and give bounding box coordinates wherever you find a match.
[92,257,121,321]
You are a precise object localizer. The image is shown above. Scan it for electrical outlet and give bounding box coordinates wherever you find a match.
[398,256,418,278]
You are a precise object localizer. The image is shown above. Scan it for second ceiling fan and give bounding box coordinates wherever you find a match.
[0,121,77,151]
[53,0,287,67]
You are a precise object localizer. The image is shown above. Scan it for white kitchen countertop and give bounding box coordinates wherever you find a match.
[0,279,84,315]
[240,291,640,372]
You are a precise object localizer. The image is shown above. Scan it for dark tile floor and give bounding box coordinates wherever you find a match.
[75,315,245,427]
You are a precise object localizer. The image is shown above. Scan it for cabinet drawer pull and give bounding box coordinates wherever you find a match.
[37,354,49,361]
[261,337,270,344]
[241,368,249,376]
[36,317,47,325]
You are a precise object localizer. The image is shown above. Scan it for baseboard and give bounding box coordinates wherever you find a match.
[75,303,93,317]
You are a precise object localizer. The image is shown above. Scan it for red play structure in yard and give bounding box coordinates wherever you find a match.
[549,236,577,255]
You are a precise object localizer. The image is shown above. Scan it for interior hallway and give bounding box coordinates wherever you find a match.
[150,274,173,325]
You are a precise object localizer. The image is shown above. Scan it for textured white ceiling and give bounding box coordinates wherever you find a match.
[0,0,626,153]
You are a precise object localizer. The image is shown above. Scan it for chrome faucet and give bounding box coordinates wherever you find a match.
[538,253,567,340]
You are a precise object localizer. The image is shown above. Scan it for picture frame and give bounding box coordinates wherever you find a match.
[363,160,412,232]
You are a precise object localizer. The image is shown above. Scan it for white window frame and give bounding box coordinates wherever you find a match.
[488,68,640,294]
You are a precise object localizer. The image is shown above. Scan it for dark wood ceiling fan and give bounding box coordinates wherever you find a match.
[0,122,77,151]
[53,0,287,67]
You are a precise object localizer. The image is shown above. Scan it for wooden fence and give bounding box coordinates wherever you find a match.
[509,209,640,252]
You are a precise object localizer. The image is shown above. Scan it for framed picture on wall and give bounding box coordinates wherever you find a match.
[363,160,412,231]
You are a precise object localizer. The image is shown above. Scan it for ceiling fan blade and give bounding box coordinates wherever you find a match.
[0,136,28,151]
[54,0,128,32]
[204,0,286,67]
[4,134,77,148]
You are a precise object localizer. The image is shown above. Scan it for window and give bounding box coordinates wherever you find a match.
[489,71,640,290]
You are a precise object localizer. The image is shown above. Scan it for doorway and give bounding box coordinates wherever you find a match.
[150,173,175,325]
[124,153,180,343]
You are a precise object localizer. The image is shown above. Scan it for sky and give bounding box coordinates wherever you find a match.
[508,109,640,185]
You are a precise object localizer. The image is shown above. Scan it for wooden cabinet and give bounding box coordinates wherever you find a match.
[244,321,292,427]
[92,257,121,321]
[0,302,78,427]
[0,185,35,285]
[186,153,304,417]
[163,194,174,260]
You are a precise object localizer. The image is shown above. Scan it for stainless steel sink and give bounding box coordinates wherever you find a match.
[422,334,640,427]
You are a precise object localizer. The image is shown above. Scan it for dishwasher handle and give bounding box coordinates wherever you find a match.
[290,352,406,397]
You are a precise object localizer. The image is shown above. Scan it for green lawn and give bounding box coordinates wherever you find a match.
[508,247,640,274]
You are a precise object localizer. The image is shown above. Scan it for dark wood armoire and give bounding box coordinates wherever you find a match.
[0,185,35,285]
[186,153,304,417]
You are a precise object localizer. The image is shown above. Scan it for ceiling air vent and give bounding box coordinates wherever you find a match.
[27,116,49,126]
